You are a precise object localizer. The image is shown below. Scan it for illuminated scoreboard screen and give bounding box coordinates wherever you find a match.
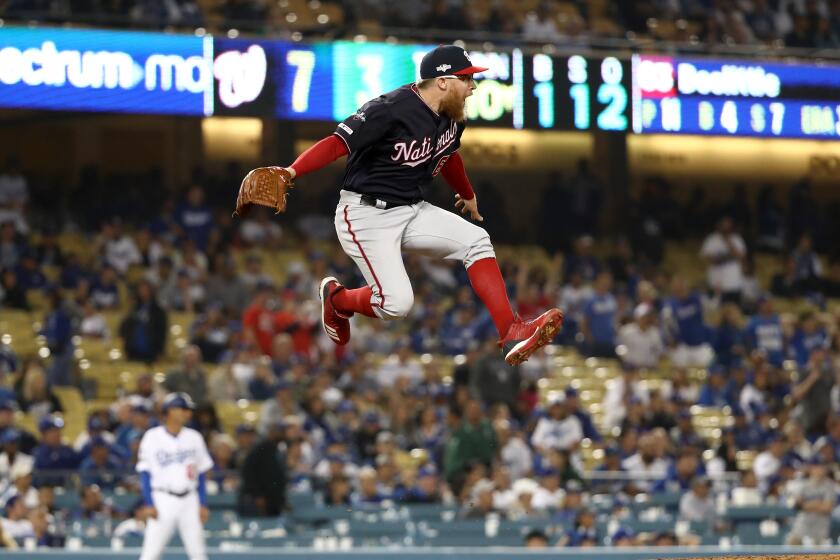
[277,43,630,131]
[278,41,523,128]
[632,54,840,138]
[523,54,631,132]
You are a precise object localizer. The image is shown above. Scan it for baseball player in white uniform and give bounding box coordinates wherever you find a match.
[137,392,213,560]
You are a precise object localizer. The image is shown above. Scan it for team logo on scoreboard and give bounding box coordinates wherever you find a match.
[214,45,267,109]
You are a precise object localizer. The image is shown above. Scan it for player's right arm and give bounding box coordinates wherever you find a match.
[287,99,392,179]
[136,431,158,518]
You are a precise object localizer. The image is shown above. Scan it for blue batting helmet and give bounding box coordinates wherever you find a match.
[161,392,196,413]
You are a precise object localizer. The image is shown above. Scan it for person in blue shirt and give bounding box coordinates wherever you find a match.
[652,449,704,493]
[79,437,125,490]
[404,465,442,503]
[581,271,617,358]
[697,367,734,408]
[90,265,120,309]
[41,288,74,387]
[789,311,828,368]
[175,185,215,251]
[664,277,713,367]
[732,408,769,450]
[712,303,745,369]
[32,415,79,487]
[114,402,155,451]
[744,296,785,367]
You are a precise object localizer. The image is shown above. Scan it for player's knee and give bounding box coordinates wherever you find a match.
[379,290,414,320]
[464,228,495,267]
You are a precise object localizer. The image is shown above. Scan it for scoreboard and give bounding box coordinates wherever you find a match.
[632,54,840,139]
[522,54,631,131]
[8,26,840,141]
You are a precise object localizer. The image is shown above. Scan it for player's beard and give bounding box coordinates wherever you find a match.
[439,89,467,122]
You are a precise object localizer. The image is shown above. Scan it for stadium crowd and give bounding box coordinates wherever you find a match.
[3,0,840,51]
[1,156,840,549]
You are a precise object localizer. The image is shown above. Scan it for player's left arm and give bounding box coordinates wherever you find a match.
[440,152,483,222]
[286,135,349,179]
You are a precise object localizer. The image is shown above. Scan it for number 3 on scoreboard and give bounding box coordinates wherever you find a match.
[596,84,627,131]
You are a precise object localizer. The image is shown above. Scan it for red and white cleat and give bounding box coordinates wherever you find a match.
[499,308,564,366]
[319,276,351,346]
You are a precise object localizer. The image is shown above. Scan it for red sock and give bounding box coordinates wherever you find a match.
[467,257,515,337]
[332,286,377,318]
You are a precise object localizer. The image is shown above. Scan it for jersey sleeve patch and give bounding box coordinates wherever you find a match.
[334,99,393,154]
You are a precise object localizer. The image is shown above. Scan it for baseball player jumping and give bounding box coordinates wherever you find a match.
[237,45,563,365]
[137,393,213,560]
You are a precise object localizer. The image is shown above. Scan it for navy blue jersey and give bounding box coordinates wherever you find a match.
[333,84,465,205]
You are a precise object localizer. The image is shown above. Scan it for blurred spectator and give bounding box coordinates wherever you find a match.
[522,1,562,42]
[240,208,283,248]
[744,297,785,367]
[621,432,669,493]
[204,254,249,315]
[0,461,37,509]
[789,311,828,368]
[32,415,79,486]
[580,271,617,358]
[176,186,214,251]
[756,186,785,253]
[190,305,236,363]
[617,303,665,369]
[524,528,549,548]
[163,345,209,406]
[79,438,124,489]
[786,459,836,545]
[119,281,167,363]
[0,496,33,540]
[700,216,747,304]
[238,422,287,517]
[531,395,582,454]
[242,282,279,356]
[444,400,497,492]
[16,364,62,419]
[0,268,28,310]
[664,277,713,367]
[0,429,33,484]
[0,401,35,454]
[98,221,141,275]
[753,433,786,490]
[208,433,238,493]
[790,233,822,294]
[258,381,300,436]
[791,349,835,437]
[463,478,497,518]
[678,476,716,526]
[113,501,147,540]
[41,289,75,386]
[0,222,25,271]
[90,265,120,309]
[564,235,601,284]
[697,368,735,408]
[0,156,27,215]
[603,366,649,432]
[563,386,601,442]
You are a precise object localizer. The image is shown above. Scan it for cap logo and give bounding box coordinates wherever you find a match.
[436,64,451,72]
